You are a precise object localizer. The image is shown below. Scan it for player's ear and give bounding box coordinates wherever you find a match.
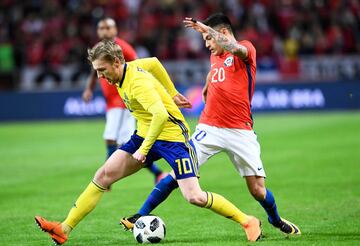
[113,57,121,67]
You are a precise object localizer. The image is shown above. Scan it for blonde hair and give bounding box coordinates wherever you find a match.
[87,39,125,64]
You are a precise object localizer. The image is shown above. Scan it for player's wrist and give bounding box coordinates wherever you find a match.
[171,91,180,98]
[137,147,148,156]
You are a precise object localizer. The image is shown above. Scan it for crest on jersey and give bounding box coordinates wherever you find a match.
[137,66,146,73]
[224,56,234,67]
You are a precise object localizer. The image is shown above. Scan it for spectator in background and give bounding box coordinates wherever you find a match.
[0,0,359,90]
[0,33,15,90]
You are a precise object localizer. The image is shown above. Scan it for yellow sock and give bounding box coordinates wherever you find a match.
[63,181,106,229]
[204,192,249,226]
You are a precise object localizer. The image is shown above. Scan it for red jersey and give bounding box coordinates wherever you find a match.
[199,40,256,130]
[99,37,137,110]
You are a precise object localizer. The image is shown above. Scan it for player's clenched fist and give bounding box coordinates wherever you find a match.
[133,150,146,163]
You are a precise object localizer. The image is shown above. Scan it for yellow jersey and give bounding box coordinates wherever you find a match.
[116,58,190,154]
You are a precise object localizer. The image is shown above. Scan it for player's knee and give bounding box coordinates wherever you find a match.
[94,167,106,185]
[249,185,266,200]
[183,192,207,207]
[94,166,115,188]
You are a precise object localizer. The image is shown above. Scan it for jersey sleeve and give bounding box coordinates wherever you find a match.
[132,57,179,97]
[138,100,168,155]
[115,38,137,61]
[239,40,256,64]
[131,78,168,155]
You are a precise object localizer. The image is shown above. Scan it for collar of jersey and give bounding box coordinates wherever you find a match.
[119,63,127,88]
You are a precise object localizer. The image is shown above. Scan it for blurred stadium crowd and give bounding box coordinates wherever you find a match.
[0,0,359,90]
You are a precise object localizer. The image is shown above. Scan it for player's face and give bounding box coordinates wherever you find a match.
[97,21,117,40]
[202,33,224,56]
[92,58,121,85]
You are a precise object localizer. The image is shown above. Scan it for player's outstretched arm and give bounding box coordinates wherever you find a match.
[134,57,178,97]
[183,17,248,60]
[133,58,192,108]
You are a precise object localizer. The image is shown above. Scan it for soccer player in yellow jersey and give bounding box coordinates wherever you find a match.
[35,40,261,245]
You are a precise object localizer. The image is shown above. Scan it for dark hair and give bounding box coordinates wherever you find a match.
[203,13,234,33]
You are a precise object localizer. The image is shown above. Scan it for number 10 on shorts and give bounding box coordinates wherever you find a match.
[175,158,193,175]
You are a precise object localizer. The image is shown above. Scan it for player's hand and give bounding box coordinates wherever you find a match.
[133,150,146,164]
[183,17,209,34]
[82,89,93,102]
[173,93,192,108]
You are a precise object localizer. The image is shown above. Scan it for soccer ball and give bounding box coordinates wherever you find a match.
[133,215,166,244]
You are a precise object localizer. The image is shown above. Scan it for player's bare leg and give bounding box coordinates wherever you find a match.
[176,176,206,206]
[246,176,301,235]
[245,176,267,200]
[35,150,143,245]
[177,177,262,241]
[94,149,143,187]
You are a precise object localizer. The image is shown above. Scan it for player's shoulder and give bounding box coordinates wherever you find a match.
[237,39,256,62]
[128,57,150,68]
[238,39,254,47]
[114,37,129,46]
[128,59,139,67]
[238,40,255,52]
[127,61,148,75]
[126,63,153,85]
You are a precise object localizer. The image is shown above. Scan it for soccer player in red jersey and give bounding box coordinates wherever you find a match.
[121,13,301,237]
[82,18,166,182]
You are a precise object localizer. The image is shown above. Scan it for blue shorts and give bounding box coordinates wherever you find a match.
[120,134,199,180]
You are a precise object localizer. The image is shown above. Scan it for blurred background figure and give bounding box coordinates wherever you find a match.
[0,0,358,92]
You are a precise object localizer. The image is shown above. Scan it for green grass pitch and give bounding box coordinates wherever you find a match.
[0,112,360,245]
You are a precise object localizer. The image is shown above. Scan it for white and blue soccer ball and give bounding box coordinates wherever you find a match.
[133,215,166,244]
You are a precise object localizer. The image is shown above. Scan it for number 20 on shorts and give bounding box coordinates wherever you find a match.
[175,158,193,175]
